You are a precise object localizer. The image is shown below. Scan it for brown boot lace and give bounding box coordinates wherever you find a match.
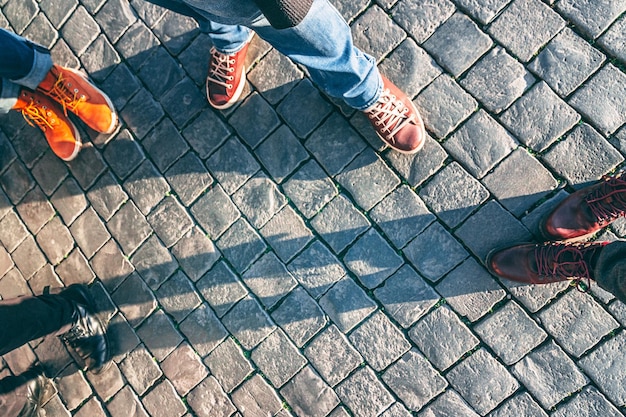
[46,71,87,116]
[535,242,604,292]
[366,89,415,143]
[207,49,235,90]
[20,99,58,131]
[585,174,626,226]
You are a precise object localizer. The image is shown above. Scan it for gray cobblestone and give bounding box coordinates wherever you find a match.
[107,385,149,417]
[31,151,68,197]
[179,302,228,356]
[417,390,479,417]
[147,196,192,248]
[337,366,395,417]
[135,309,183,361]
[196,261,247,318]
[556,0,626,39]
[231,374,285,416]
[392,0,455,43]
[230,92,281,148]
[89,239,134,291]
[222,296,276,350]
[552,386,623,417]
[161,341,208,396]
[123,160,170,216]
[282,160,337,219]
[191,184,240,240]
[233,173,287,229]
[452,0,512,24]
[37,216,74,266]
[204,337,254,393]
[513,341,588,408]
[142,380,186,417]
[489,392,548,417]
[249,49,303,105]
[252,329,307,388]
[187,376,236,417]
[344,228,403,288]
[351,5,405,61]
[598,16,626,64]
[277,79,333,139]
[271,286,327,347]
[119,345,163,395]
[311,194,370,254]
[111,272,157,328]
[217,218,267,273]
[281,366,339,417]
[206,136,260,195]
[130,235,178,289]
[157,270,202,322]
[319,276,377,332]
[578,331,626,406]
[242,252,297,309]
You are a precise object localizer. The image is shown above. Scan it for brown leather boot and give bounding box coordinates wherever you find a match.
[12,89,81,161]
[486,241,609,292]
[542,173,626,241]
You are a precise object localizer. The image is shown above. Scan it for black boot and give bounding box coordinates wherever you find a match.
[57,285,110,373]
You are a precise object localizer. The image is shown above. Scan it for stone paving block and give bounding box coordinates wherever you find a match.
[111,273,157,327]
[22,13,57,49]
[271,286,327,347]
[336,366,394,417]
[539,291,619,357]
[143,380,187,417]
[422,11,492,77]
[68,145,108,191]
[282,160,338,219]
[231,373,285,417]
[179,302,228,356]
[383,349,448,412]
[142,119,190,173]
[260,205,313,263]
[35,216,74,265]
[196,261,247,318]
[177,32,210,86]
[123,160,170,216]
[500,82,580,153]
[252,329,307,388]
[102,130,144,180]
[107,201,152,255]
[287,239,346,299]
[404,222,468,282]
[380,38,442,100]
[336,149,400,211]
[0,132,17,175]
[489,0,565,62]
[332,0,369,22]
[0,269,29,300]
[161,341,209,396]
[229,92,281,149]
[0,210,28,252]
[248,49,303,105]
[61,6,99,56]
[543,123,624,188]
[417,390,479,417]
[344,228,403,289]
[0,246,12,278]
[147,196,192,248]
[221,296,276,350]
[137,46,185,98]
[374,264,440,328]
[277,79,333,139]
[86,360,124,401]
[528,28,605,97]
[370,185,435,249]
[569,64,626,136]
[191,184,240,240]
[556,0,626,39]
[448,348,519,415]
[89,239,134,291]
[216,218,267,273]
[392,0,455,43]
[74,397,107,417]
[311,194,370,254]
[81,33,120,82]
[31,152,67,196]
[513,341,588,408]
[598,15,626,64]
[107,312,140,363]
[119,88,165,140]
[107,385,149,417]
[444,110,517,179]
[42,396,71,417]
[152,7,198,55]
[116,21,160,71]
[94,0,135,43]
[119,345,163,395]
[489,392,548,417]
[303,324,362,387]
[16,187,57,236]
[39,0,76,28]
[452,0,512,24]
[157,270,202,322]
[319,276,377,333]
[579,332,626,406]
[255,126,309,184]
[11,236,46,280]
[409,304,479,371]
[160,77,206,128]
[188,376,237,417]
[166,154,212,207]
[233,173,287,229]
[206,135,261,195]
[70,207,110,259]
[305,113,367,176]
[86,172,127,222]
[349,310,411,371]
[420,162,489,228]
[35,335,75,377]
[330,406,353,417]
[552,386,623,417]
[242,252,297,309]
[280,366,339,417]
[461,47,535,113]
[171,227,219,282]
[1,160,35,205]
[474,301,547,365]
[351,5,405,61]
[10,126,47,170]
[455,200,532,261]
[204,337,254,393]
[56,363,92,411]
[130,235,178,289]
[415,75,477,140]
[56,247,96,286]
[483,148,558,217]
[182,110,230,159]
[136,309,183,361]
[436,258,507,322]
[29,265,61,296]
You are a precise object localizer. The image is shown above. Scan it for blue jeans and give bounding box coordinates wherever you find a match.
[143,0,382,110]
[0,28,53,113]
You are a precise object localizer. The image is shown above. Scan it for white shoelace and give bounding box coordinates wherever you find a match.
[367,89,415,141]
[207,49,235,89]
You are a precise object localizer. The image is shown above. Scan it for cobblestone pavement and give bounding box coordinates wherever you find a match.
[1,0,626,416]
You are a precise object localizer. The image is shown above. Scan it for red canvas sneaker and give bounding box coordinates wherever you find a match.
[206,38,252,110]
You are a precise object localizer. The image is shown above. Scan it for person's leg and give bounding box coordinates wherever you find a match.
[593,240,626,303]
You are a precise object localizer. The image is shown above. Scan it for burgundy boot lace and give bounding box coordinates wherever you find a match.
[534,243,599,292]
[585,174,626,225]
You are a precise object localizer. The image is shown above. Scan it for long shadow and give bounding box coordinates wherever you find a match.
[0,2,619,393]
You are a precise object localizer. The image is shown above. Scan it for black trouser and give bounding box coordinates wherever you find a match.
[0,293,75,417]
[594,241,626,303]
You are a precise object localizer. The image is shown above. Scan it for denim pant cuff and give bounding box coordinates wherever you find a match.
[12,46,53,90]
[0,79,20,113]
